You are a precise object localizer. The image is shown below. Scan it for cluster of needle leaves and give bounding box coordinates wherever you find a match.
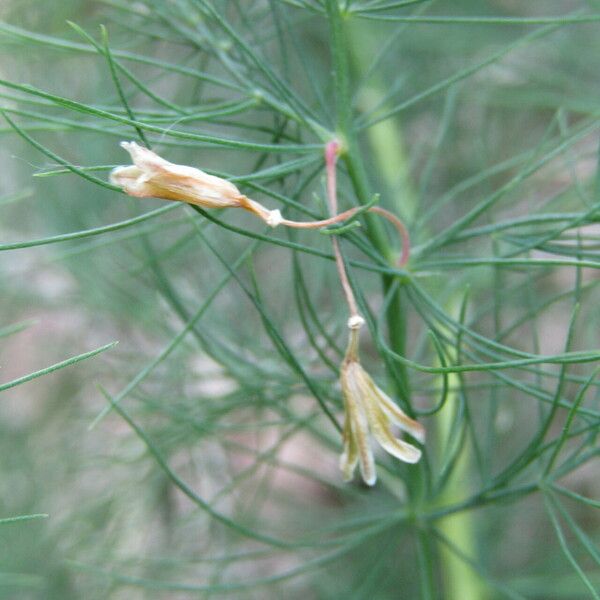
[0,0,599,598]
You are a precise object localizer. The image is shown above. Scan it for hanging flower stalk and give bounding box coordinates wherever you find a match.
[324,140,424,486]
[110,139,422,485]
[111,141,411,249]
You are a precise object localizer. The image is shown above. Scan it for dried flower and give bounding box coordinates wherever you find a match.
[110,141,415,240]
[110,141,283,226]
[340,322,425,486]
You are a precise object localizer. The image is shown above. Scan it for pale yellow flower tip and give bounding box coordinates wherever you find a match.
[339,330,425,486]
[110,141,246,210]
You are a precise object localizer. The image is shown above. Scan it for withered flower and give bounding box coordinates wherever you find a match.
[340,321,425,486]
[110,142,415,242]
[110,141,283,226]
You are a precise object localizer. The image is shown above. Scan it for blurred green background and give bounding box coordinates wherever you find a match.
[1,1,599,598]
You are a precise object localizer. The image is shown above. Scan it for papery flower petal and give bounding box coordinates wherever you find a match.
[374,386,426,444]
[340,409,359,482]
[341,362,377,485]
[368,402,422,464]
[342,366,376,486]
[354,363,423,465]
[351,401,376,486]
[120,140,170,170]
[110,165,151,197]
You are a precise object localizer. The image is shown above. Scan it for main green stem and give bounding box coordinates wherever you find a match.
[325,2,434,597]
[325,1,410,403]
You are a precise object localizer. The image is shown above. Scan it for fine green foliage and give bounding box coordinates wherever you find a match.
[0,1,599,598]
